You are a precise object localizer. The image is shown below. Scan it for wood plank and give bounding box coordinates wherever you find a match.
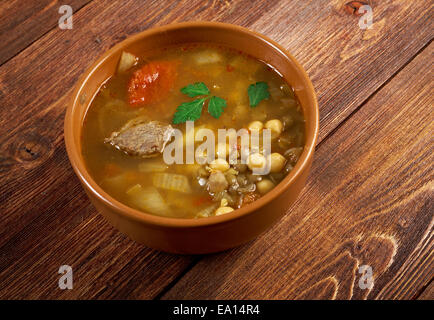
[162,43,434,300]
[249,0,433,141]
[0,0,283,299]
[0,0,431,298]
[417,280,434,300]
[0,0,93,65]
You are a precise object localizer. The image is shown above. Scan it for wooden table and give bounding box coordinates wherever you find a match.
[0,0,432,300]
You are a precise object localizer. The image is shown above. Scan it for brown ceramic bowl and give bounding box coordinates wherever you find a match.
[64,22,319,254]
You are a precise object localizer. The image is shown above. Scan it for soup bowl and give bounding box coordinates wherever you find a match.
[64,21,319,254]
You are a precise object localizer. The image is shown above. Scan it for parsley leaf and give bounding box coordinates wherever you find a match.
[172,98,207,124]
[180,82,210,97]
[173,82,228,123]
[248,81,270,107]
[208,96,227,119]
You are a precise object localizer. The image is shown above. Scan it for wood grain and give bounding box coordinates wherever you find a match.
[0,0,432,299]
[162,43,434,300]
[0,0,286,299]
[249,0,433,141]
[417,280,434,300]
[0,0,93,65]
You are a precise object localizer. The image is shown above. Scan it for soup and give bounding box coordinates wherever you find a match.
[82,43,305,219]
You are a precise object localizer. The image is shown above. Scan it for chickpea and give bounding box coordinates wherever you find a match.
[265,119,283,139]
[210,158,230,172]
[247,153,266,170]
[215,206,234,216]
[270,152,287,173]
[256,179,275,195]
[248,120,264,132]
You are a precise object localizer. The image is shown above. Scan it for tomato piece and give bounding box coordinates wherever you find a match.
[127,61,177,107]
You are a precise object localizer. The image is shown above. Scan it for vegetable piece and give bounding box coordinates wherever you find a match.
[240,192,260,207]
[152,173,192,193]
[207,171,229,193]
[195,203,219,218]
[207,96,227,119]
[226,170,239,195]
[215,206,234,216]
[117,51,138,73]
[193,51,222,65]
[233,163,248,173]
[138,161,168,173]
[126,184,171,215]
[181,82,210,97]
[248,82,270,107]
[228,55,262,75]
[127,61,177,107]
[172,98,207,124]
[212,190,235,206]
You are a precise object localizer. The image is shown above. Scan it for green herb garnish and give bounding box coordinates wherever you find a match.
[248,81,270,107]
[172,98,207,124]
[173,82,227,124]
[180,82,210,97]
[208,96,227,119]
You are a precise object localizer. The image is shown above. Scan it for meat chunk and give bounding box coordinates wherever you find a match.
[104,118,174,158]
[207,171,228,193]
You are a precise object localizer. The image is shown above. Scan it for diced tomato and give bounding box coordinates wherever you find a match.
[226,64,234,72]
[127,61,177,107]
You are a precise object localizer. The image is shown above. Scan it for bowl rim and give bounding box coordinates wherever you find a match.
[64,21,319,229]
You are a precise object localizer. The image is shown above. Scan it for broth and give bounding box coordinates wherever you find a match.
[82,43,305,218]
